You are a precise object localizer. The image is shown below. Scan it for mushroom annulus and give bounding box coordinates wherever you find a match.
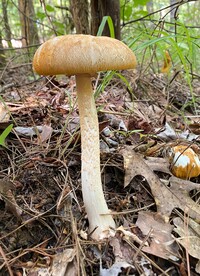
[33,34,137,240]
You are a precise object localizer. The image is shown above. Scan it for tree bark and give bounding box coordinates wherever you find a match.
[101,0,120,39]
[18,0,39,47]
[91,0,100,36]
[0,31,6,68]
[2,0,12,48]
[69,0,90,34]
[91,0,121,40]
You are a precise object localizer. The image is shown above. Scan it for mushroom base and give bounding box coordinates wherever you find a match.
[76,74,116,240]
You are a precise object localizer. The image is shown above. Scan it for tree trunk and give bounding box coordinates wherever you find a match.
[2,0,12,48]
[18,0,39,47]
[91,0,100,36]
[0,31,6,68]
[69,0,90,34]
[91,0,121,40]
[100,0,120,39]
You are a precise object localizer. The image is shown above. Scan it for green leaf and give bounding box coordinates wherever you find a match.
[132,34,176,51]
[53,21,65,28]
[36,11,46,20]
[133,0,149,6]
[0,124,13,147]
[121,5,132,21]
[45,4,55,12]
[132,10,149,18]
[177,42,189,51]
[95,71,115,99]
[114,72,133,96]
[97,16,115,38]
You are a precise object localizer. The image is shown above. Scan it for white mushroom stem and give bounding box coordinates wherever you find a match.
[76,74,116,240]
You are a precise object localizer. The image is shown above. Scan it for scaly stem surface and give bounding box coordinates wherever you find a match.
[76,74,115,240]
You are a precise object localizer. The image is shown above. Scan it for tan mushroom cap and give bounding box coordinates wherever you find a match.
[33,34,137,76]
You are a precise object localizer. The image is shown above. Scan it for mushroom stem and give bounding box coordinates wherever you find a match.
[76,74,116,240]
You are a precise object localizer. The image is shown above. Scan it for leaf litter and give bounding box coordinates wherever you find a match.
[0,66,200,275]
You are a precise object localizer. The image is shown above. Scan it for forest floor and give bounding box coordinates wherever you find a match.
[0,62,200,276]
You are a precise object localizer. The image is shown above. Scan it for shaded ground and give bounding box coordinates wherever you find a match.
[0,62,200,275]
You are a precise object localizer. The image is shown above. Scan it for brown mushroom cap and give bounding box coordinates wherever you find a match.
[33,34,137,76]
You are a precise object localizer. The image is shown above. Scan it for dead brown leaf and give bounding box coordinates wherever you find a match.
[173,217,200,260]
[100,261,135,276]
[0,103,10,122]
[110,236,135,263]
[136,211,179,260]
[0,178,22,219]
[25,249,77,276]
[127,117,152,134]
[173,216,200,273]
[50,248,77,276]
[38,125,53,143]
[144,156,171,174]
[161,50,172,74]
[120,146,200,222]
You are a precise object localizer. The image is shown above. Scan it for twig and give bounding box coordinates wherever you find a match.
[122,0,198,27]
[0,44,41,51]
[0,83,15,94]
[0,245,14,276]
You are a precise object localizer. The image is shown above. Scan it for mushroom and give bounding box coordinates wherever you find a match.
[33,34,137,240]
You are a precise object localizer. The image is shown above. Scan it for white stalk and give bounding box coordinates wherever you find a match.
[76,74,116,240]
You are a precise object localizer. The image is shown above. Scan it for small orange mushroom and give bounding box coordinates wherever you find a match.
[169,145,200,179]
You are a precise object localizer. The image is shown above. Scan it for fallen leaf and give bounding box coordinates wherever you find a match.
[14,126,43,137]
[156,122,199,142]
[138,256,155,276]
[25,249,77,276]
[189,121,200,135]
[101,237,135,275]
[116,225,147,246]
[173,217,200,260]
[100,261,135,276]
[161,50,171,74]
[127,117,152,134]
[102,114,127,131]
[38,125,53,143]
[195,260,200,274]
[0,178,22,219]
[144,156,171,175]
[120,146,200,222]
[0,102,10,122]
[156,122,177,141]
[164,176,200,222]
[136,211,179,260]
[147,104,165,124]
[50,248,77,276]
[173,216,200,273]
[104,236,152,275]
[110,236,134,263]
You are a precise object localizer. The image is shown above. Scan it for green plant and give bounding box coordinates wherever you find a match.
[95,16,135,99]
[0,124,13,147]
[97,15,115,37]
[126,22,199,110]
